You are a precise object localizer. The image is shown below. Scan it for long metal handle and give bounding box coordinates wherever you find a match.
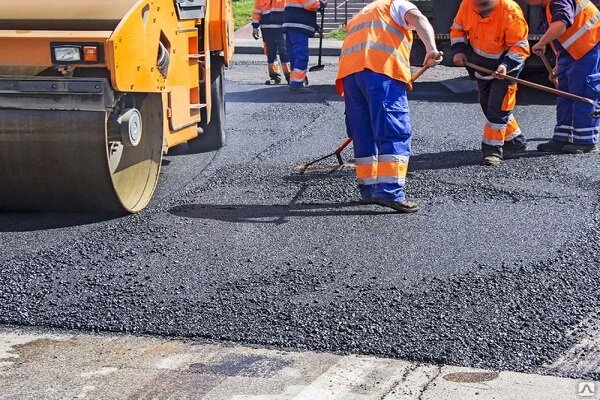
[408,52,443,86]
[464,61,599,108]
[540,53,554,75]
[409,64,430,85]
[335,137,353,154]
[318,9,325,64]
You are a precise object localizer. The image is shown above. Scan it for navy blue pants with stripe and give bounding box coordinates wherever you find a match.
[554,42,600,145]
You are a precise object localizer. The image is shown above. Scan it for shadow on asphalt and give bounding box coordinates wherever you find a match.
[0,212,117,233]
[164,142,218,157]
[290,149,557,176]
[170,202,395,224]
[409,150,481,171]
[226,81,556,106]
[226,85,342,104]
[409,148,555,171]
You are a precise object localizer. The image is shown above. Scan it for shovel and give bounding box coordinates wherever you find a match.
[309,10,326,72]
[464,61,600,118]
[298,62,438,174]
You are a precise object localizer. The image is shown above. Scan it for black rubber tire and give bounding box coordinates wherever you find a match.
[189,55,226,152]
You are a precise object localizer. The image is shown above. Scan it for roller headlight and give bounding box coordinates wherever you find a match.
[50,43,104,65]
[53,46,81,63]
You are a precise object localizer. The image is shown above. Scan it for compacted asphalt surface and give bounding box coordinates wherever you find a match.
[1,56,599,380]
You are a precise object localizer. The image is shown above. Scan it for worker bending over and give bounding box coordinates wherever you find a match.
[336,0,442,213]
[252,0,291,84]
[451,0,531,166]
[283,0,326,93]
[528,0,600,154]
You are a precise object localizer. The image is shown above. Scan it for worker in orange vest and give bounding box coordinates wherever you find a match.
[451,0,531,166]
[252,0,291,84]
[336,0,442,213]
[527,0,600,154]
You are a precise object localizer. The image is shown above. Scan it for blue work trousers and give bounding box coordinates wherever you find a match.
[343,70,412,202]
[553,43,600,145]
[285,31,310,88]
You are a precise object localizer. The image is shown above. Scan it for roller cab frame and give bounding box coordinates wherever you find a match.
[0,0,234,213]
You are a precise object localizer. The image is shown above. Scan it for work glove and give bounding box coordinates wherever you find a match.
[494,63,507,78]
[453,53,467,67]
[252,28,260,40]
[549,65,559,88]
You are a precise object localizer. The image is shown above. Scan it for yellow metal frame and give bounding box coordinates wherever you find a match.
[0,0,234,150]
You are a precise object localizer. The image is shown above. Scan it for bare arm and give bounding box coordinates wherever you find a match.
[405,10,436,53]
[533,21,567,54]
[404,9,442,66]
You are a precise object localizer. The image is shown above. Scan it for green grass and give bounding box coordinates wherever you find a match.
[325,26,346,40]
[233,0,256,31]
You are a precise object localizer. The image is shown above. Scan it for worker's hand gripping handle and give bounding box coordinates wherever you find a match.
[407,52,442,91]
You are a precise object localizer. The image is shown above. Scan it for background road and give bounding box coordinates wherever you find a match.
[1,55,599,380]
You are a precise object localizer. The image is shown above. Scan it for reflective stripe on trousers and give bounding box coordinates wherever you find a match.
[477,75,526,156]
[286,31,310,88]
[553,42,600,145]
[343,70,411,202]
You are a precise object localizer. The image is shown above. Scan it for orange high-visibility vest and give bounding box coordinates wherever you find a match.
[335,0,413,96]
[450,0,529,63]
[546,0,600,60]
[252,0,286,29]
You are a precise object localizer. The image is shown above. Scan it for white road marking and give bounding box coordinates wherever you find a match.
[545,317,600,376]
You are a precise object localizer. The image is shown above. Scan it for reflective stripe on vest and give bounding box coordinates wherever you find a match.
[547,0,600,60]
[335,0,413,95]
[340,41,411,69]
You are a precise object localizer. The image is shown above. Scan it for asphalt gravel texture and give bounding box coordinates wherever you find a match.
[1,56,599,380]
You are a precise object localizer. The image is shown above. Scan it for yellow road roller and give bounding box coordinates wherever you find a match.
[0,0,233,213]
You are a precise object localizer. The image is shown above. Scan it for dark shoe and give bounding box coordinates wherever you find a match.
[359,198,375,205]
[503,142,527,157]
[284,74,291,84]
[481,154,503,166]
[373,199,420,213]
[265,76,282,85]
[289,86,312,94]
[563,144,599,154]
[537,140,568,153]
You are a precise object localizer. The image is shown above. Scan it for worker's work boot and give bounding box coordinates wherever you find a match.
[503,141,527,157]
[373,199,420,213]
[265,74,282,85]
[289,86,312,94]
[537,140,568,153]
[562,143,600,154]
[481,154,503,166]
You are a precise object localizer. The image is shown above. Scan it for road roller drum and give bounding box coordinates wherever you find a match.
[0,0,234,213]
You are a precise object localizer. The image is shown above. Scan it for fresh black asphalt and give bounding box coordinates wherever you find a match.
[0,59,598,380]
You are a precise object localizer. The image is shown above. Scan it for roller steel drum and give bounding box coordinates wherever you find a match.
[0,94,164,213]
